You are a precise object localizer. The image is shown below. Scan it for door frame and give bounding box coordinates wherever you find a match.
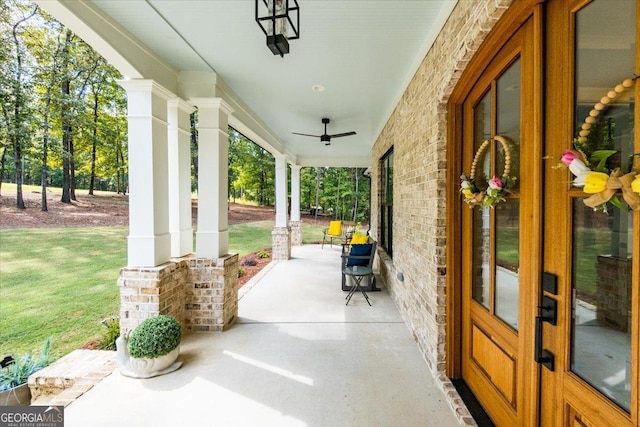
[541,0,639,425]
[446,1,545,425]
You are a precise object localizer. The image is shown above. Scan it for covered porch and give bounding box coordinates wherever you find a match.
[59,245,463,426]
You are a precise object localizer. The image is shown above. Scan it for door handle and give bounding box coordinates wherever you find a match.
[535,316,555,371]
[535,295,556,371]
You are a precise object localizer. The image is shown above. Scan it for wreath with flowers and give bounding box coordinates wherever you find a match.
[460,135,514,208]
[560,76,640,213]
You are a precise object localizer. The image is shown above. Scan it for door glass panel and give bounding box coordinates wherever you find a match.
[472,92,492,309]
[495,59,521,329]
[495,199,519,329]
[571,0,635,412]
[571,203,633,411]
[496,58,521,191]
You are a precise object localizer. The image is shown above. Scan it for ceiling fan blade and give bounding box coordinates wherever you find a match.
[292,132,321,138]
[328,131,357,138]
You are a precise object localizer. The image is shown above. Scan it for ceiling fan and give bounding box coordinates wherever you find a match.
[292,118,356,146]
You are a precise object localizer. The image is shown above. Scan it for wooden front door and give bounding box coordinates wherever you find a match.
[452,1,639,426]
[541,0,639,425]
[459,10,542,426]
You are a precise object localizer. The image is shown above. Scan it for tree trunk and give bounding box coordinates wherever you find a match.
[70,134,76,201]
[60,30,72,203]
[119,144,126,194]
[40,74,56,211]
[0,146,6,196]
[9,8,37,209]
[89,92,98,195]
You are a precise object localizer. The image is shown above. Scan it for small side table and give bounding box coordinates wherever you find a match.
[343,266,373,306]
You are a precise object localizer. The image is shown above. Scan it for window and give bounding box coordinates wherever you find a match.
[380,148,393,256]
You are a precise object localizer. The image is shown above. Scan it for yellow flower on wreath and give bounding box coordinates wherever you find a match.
[583,172,609,194]
[632,175,640,194]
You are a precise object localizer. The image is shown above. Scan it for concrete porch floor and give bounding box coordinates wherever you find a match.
[64,244,463,427]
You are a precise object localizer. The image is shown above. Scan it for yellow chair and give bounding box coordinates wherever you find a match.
[322,220,342,249]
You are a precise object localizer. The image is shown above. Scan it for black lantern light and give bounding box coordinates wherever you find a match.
[255,0,300,57]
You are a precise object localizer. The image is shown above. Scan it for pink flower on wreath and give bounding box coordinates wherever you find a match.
[488,175,503,190]
[561,150,584,166]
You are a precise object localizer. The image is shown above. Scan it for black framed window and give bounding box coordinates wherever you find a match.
[380,148,393,256]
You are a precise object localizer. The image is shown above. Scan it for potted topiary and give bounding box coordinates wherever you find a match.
[116,315,183,379]
[0,338,52,406]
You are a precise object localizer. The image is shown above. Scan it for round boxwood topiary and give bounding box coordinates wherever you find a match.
[127,315,182,359]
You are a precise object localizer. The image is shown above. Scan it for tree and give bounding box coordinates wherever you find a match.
[1,0,128,205]
[28,16,65,210]
[228,129,274,205]
[2,1,38,208]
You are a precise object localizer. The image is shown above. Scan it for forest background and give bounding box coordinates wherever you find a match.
[0,0,371,222]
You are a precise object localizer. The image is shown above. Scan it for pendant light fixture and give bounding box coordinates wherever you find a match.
[255,0,300,57]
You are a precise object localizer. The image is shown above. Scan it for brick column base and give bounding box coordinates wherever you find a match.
[272,226,291,260]
[290,221,302,246]
[186,254,238,332]
[118,261,188,335]
[118,253,239,335]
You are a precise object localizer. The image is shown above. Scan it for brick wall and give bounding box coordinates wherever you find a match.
[369,0,511,423]
[595,255,632,332]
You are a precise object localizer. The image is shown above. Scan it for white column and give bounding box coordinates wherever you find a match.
[118,79,173,267]
[290,164,301,222]
[167,99,195,258]
[191,98,234,258]
[274,154,288,228]
[289,164,302,247]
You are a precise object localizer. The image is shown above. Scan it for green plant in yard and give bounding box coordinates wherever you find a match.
[257,250,270,259]
[98,317,120,351]
[127,315,181,359]
[238,267,246,277]
[0,337,52,391]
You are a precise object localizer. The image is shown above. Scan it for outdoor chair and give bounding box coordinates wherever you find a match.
[340,237,380,293]
[322,220,356,249]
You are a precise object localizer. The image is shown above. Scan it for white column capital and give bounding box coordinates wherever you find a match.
[189,97,234,116]
[167,98,196,115]
[118,79,176,100]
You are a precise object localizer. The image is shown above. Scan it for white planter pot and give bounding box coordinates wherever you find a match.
[116,337,182,379]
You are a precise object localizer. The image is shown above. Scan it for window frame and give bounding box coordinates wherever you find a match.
[380,147,393,256]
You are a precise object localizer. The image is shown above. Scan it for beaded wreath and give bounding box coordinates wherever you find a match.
[460,135,513,208]
[560,76,640,212]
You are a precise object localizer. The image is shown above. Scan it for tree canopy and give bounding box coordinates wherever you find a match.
[1,0,370,223]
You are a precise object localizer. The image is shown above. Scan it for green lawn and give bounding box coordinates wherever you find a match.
[0,221,327,360]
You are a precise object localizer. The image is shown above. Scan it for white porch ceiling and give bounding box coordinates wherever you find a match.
[37,0,457,167]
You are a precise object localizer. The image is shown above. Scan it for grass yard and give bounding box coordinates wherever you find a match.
[0,227,127,359]
[0,220,328,360]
